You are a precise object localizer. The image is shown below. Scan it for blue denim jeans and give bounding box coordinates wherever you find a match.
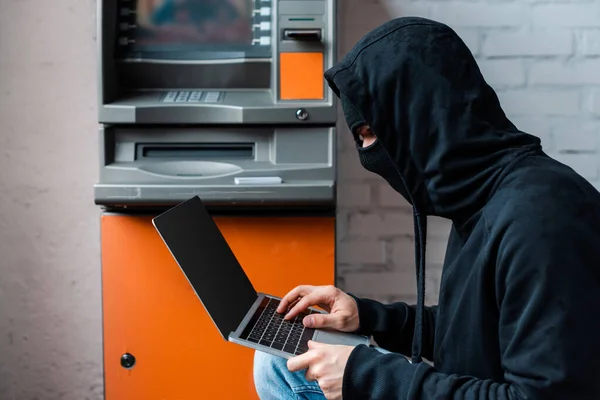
[253,351,326,399]
[253,347,391,399]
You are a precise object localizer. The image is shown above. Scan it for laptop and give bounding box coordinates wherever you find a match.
[152,196,370,359]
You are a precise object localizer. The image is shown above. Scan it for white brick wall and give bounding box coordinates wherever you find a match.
[483,31,573,57]
[591,89,600,115]
[336,0,600,304]
[581,31,600,56]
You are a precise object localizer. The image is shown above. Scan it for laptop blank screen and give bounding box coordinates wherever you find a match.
[153,196,258,339]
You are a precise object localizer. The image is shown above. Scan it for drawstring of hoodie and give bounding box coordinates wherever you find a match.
[372,143,427,365]
[411,211,427,364]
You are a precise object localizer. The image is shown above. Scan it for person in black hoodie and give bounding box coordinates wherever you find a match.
[253,16,600,400]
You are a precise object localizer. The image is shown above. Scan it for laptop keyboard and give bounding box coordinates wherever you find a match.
[240,297,317,355]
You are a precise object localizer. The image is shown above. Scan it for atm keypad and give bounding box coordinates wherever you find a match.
[188,91,203,102]
[204,92,222,103]
[175,91,191,102]
[162,91,178,103]
[161,91,223,104]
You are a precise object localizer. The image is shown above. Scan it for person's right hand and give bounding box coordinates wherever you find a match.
[277,285,360,332]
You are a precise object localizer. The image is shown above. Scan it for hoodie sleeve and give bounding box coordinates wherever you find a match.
[342,211,600,400]
[349,295,437,360]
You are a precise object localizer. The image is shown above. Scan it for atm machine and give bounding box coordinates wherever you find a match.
[95,0,338,398]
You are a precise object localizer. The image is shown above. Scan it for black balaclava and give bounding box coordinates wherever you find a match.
[340,94,366,136]
[341,94,413,204]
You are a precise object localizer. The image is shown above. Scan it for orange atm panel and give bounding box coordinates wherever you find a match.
[101,214,335,400]
[280,52,325,100]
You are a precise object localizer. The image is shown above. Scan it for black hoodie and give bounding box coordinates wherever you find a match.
[325,17,600,399]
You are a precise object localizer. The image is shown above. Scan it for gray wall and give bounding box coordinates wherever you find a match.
[1,0,599,398]
[0,0,104,398]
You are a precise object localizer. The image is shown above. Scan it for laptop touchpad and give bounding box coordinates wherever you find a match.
[312,329,367,346]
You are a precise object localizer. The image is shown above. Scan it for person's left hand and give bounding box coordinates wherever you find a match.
[287,341,356,400]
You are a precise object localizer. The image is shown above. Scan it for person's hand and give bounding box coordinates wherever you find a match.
[287,341,355,400]
[277,285,360,332]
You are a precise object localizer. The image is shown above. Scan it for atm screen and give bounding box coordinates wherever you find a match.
[119,0,272,60]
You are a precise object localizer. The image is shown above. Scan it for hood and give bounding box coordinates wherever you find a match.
[325,16,541,221]
[325,16,542,364]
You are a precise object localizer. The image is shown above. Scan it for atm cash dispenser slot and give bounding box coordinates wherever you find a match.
[98,0,337,124]
[138,143,256,161]
[94,126,336,208]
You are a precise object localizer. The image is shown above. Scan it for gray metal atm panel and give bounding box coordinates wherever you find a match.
[97,0,338,125]
[100,91,337,125]
[94,126,336,207]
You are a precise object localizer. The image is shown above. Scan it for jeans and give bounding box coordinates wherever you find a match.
[253,347,391,399]
[253,351,325,399]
